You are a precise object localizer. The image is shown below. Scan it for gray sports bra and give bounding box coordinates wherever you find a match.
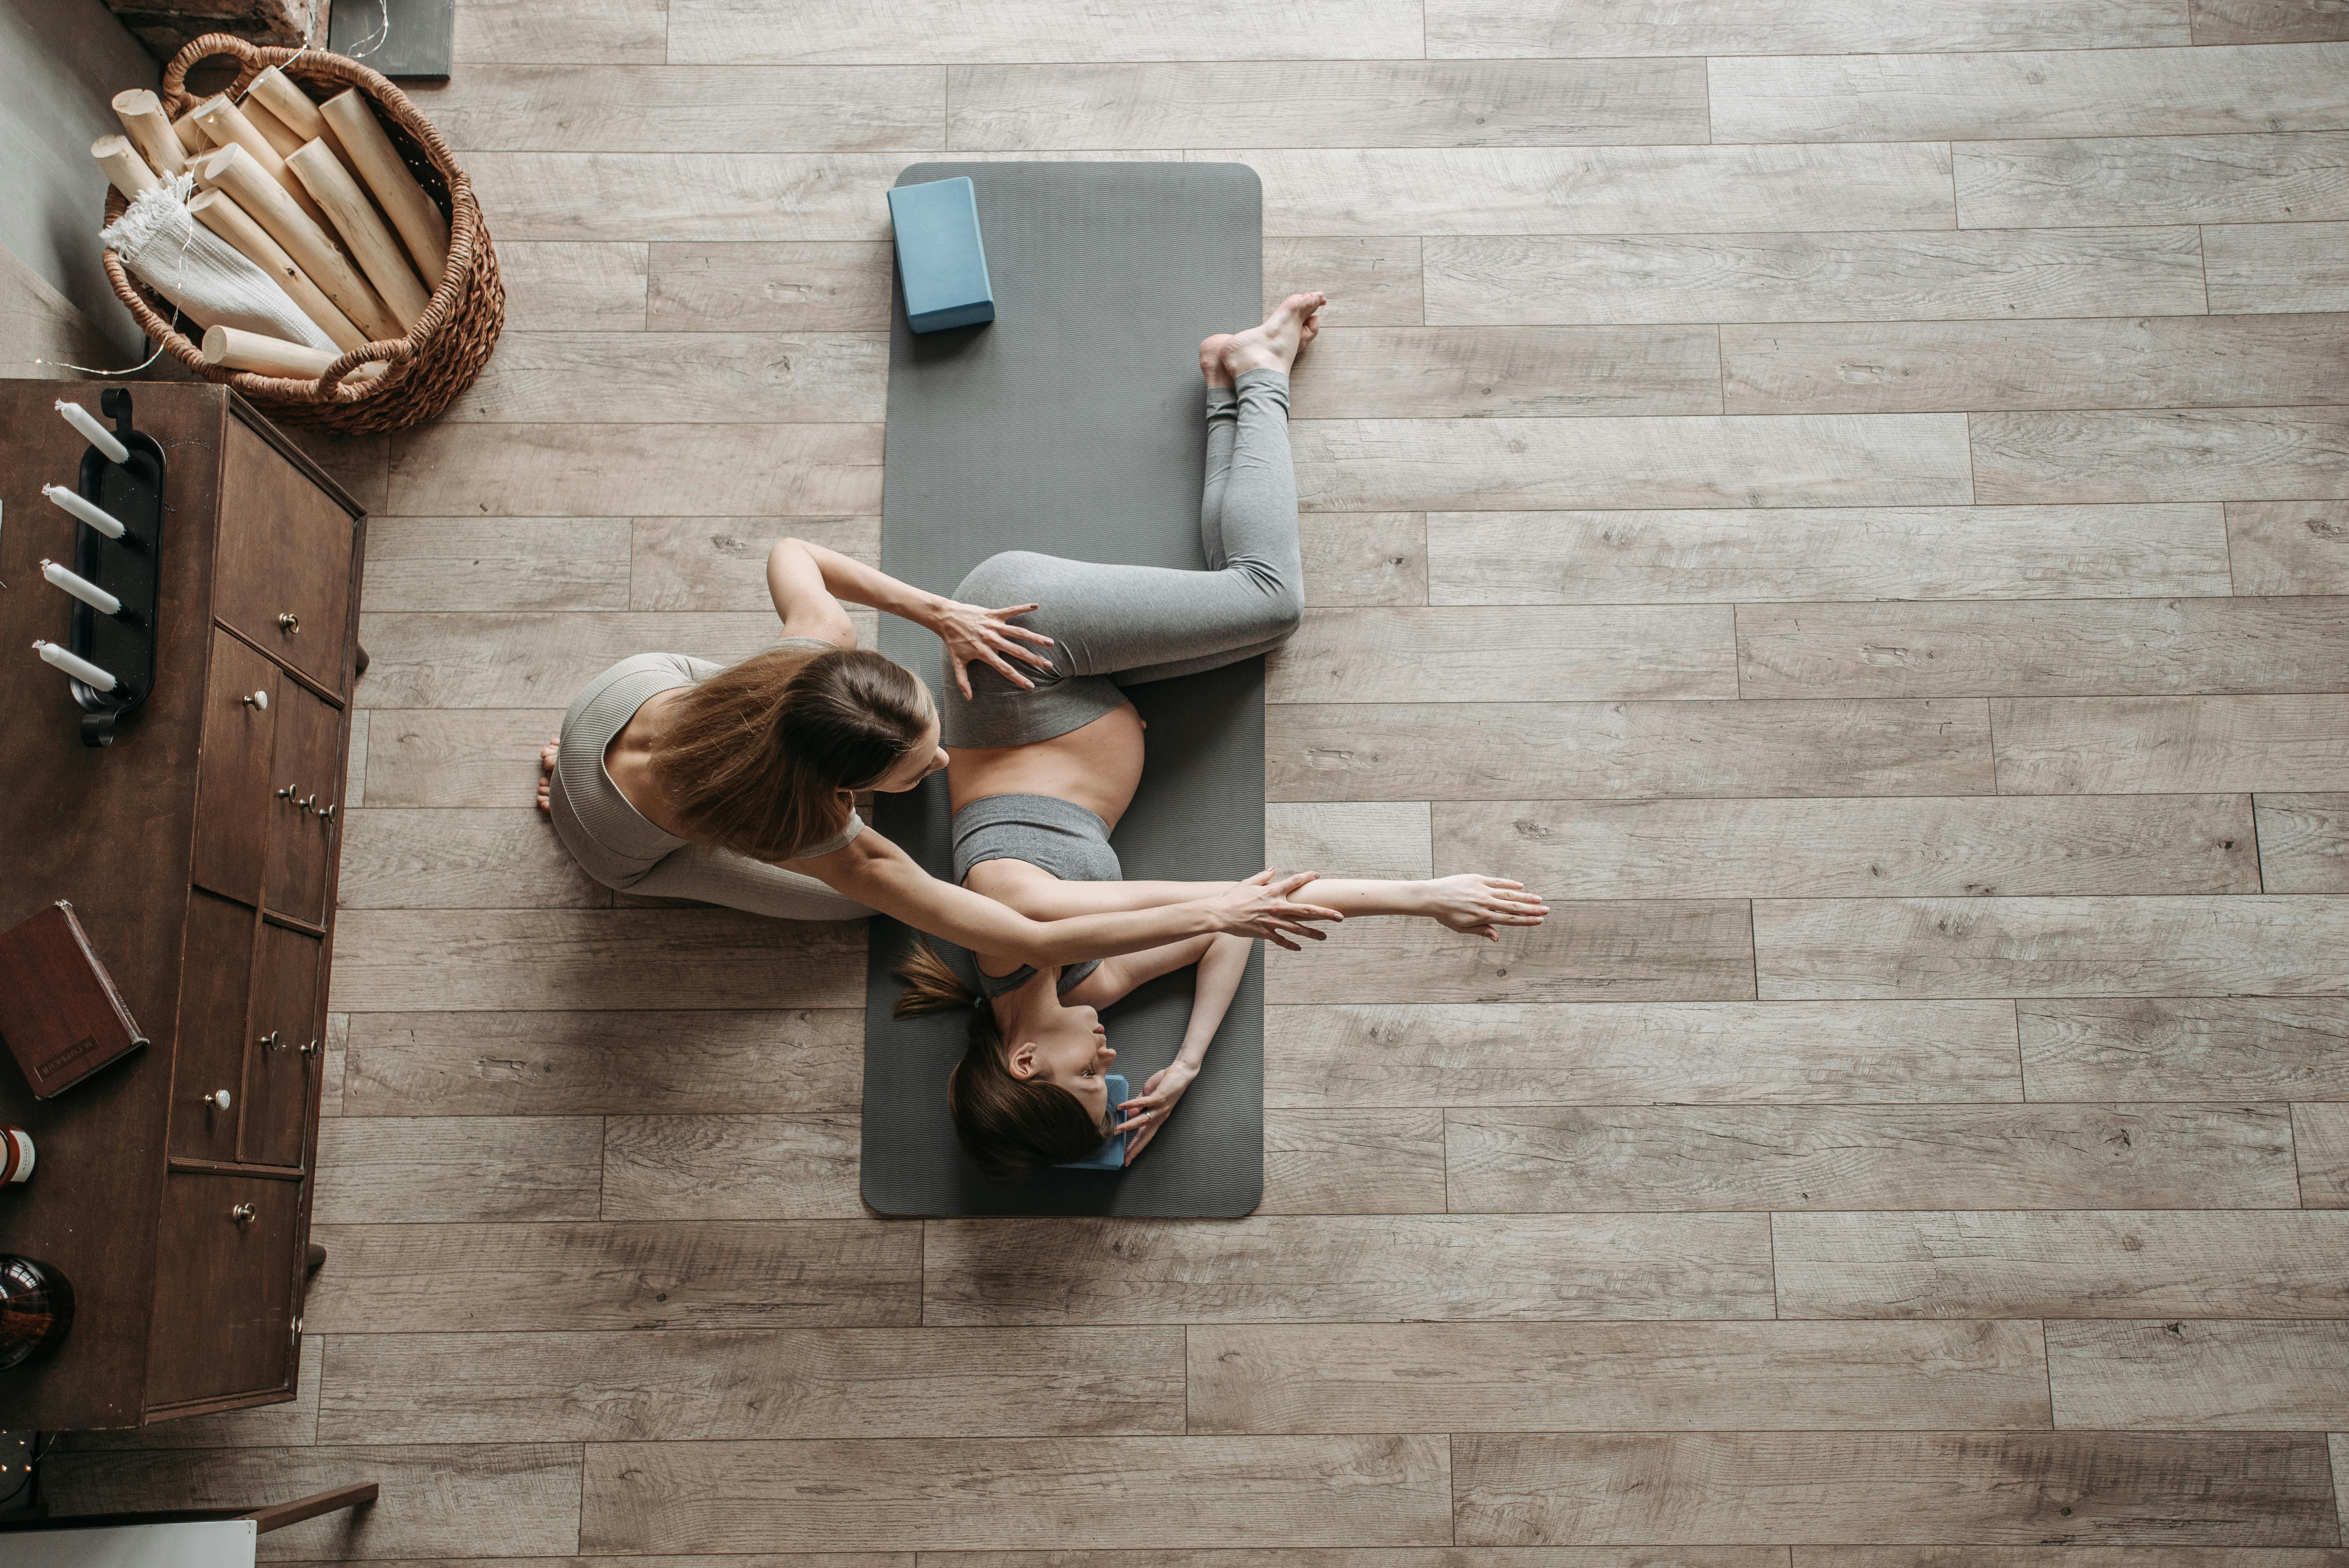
[953,792,1123,999]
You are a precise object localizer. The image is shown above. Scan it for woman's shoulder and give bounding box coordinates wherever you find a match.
[564,653,711,736]
[791,807,866,861]
[583,652,716,696]
[594,642,832,703]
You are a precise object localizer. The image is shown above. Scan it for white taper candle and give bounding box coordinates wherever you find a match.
[40,559,122,617]
[42,484,126,540]
[55,401,129,466]
[34,641,118,692]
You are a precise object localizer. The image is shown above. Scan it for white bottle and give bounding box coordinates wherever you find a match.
[0,1127,33,1184]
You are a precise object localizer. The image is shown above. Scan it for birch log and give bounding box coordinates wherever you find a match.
[203,324,380,381]
[91,135,160,203]
[193,95,336,235]
[242,95,306,160]
[188,188,371,352]
[194,144,401,342]
[288,139,430,328]
[247,67,360,177]
[112,89,184,176]
[319,89,448,284]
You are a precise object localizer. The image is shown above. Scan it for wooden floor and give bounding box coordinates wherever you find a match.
[50,0,2349,1559]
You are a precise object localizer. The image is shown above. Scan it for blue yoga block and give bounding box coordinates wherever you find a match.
[889,176,996,333]
[1058,1073,1128,1170]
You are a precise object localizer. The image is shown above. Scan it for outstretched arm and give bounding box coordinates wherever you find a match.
[795,830,1341,965]
[968,861,1547,941]
[767,538,1054,697]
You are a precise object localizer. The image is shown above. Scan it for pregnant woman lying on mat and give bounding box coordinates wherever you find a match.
[531,453,1342,963]
[891,294,1548,1176]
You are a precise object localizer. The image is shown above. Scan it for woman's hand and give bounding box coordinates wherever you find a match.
[1118,1061,1198,1164]
[1207,870,1343,950]
[930,597,1057,699]
[1420,874,1549,941]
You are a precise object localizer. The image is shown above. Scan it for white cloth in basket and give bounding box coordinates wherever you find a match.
[100,176,337,354]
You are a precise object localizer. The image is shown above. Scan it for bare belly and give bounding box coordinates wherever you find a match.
[946,702,1146,830]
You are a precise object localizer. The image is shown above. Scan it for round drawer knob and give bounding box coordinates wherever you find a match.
[230,1203,256,1224]
[317,802,337,821]
[243,690,269,710]
[277,784,298,800]
[258,1030,281,1051]
[300,1037,322,1058]
[278,612,300,634]
[204,1089,231,1110]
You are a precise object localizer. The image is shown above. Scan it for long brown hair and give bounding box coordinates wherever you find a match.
[651,645,933,862]
[893,938,1105,1180]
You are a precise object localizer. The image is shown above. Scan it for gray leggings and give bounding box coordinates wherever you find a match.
[942,367,1301,748]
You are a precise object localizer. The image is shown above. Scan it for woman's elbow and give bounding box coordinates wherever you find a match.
[767,538,806,576]
[1010,940,1062,969]
[1003,913,1073,967]
[1001,921,1060,967]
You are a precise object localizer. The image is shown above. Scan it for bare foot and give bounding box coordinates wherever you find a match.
[1222,292,1326,376]
[1198,333,1236,389]
[536,737,559,813]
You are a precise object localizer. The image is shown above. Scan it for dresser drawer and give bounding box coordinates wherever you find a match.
[169,891,255,1163]
[191,635,279,908]
[215,418,356,695]
[240,921,321,1170]
[194,629,346,926]
[147,1171,300,1409]
[262,677,343,927]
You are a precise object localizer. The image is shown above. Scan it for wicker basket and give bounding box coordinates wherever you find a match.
[101,33,504,434]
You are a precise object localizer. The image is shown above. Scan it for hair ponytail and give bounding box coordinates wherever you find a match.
[652,645,933,863]
[892,937,986,1021]
[892,939,1105,1181]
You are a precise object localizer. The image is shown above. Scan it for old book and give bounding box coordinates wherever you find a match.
[0,903,147,1098]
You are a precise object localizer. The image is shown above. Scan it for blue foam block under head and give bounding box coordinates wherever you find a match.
[1058,1073,1128,1170]
[889,176,996,334]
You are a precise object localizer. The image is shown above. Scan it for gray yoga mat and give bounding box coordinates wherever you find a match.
[861,161,1267,1218]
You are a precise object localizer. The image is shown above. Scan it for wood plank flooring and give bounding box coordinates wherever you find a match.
[47,0,2349,1556]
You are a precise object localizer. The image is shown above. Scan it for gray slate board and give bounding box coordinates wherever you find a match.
[331,0,454,77]
[861,161,1267,1217]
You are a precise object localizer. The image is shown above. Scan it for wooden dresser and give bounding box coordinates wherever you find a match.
[0,380,364,1430]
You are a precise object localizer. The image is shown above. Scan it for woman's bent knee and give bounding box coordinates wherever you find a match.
[1243,573,1304,646]
[1268,582,1304,641]
[955,550,1049,604]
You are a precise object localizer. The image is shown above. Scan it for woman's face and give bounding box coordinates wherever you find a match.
[1006,1002,1117,1136]
[870,715,947,794]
